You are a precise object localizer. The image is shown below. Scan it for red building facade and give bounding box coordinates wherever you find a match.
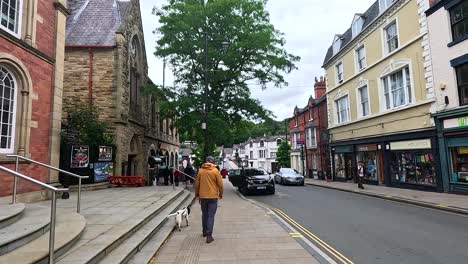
[289,77,329,179]
[0,1,68,199]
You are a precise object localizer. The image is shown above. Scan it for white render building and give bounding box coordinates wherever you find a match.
[240,136,286,173]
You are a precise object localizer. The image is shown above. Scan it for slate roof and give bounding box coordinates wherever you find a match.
[322,1,380,66]
[66,0,132,46]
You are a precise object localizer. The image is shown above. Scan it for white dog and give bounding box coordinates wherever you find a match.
[167,206,190,231]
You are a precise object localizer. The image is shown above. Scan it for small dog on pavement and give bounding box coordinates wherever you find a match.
[167,206,190,231]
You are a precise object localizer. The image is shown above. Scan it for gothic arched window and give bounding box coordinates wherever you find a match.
[0,66,17,153]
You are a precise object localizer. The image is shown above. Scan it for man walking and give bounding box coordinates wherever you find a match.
[357,161,365,189]
[195,156,224,243]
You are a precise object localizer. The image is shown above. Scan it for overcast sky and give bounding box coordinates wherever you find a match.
[139,0,376,121]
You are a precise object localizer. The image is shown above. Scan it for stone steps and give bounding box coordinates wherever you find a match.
[0,204,50,255]
[56,188,186,264]
[127,192,195,264]
[0,209,86,264]
[0,202,25,229]
[99,191,194,264]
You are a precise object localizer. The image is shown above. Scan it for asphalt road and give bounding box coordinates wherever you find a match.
[248,183,468,264]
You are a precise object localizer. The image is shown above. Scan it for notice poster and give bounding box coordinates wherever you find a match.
[98,146,113,161]
[94,162,113,182]
[71,145,89,168]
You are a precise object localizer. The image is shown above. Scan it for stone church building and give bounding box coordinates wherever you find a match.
[64,0,179,180]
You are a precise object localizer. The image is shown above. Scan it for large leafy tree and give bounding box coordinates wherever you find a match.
[152,0,299,157]
[276,141,291,168]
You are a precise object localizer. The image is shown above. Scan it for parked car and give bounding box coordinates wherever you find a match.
[275,168,304,186]
[228,168,275,195]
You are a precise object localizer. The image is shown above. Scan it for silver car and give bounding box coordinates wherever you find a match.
[274,168,305,186]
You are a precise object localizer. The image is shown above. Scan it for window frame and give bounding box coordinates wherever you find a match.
[260,140,265,148]
[355,45,367,72]
[456,62,468,106]
[0,0,22,38]
[335,95,350,125]
[382,19,400,55]
[352,16,364,38]
[0,65,18,154]
[379,0,395,13]
[357,84,370,118]
[335,61,344,84]
[450,1,468,42]
[333,38,341,55]
[380,65,414,111]
[306,127,317,149]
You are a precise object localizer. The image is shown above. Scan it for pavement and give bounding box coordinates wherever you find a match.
[252,183,468,264]
[152,180,320,264]
[305,179,468,215]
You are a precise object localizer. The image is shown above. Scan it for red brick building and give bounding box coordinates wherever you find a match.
[289,77,329,179]
[0,1,68,199]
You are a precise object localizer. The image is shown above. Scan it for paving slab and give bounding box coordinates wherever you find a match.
[152,180,318,264]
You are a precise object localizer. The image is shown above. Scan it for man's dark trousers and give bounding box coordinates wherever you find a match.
[200,199,218,236]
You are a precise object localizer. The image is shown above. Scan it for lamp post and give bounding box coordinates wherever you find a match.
[202,31,229,161]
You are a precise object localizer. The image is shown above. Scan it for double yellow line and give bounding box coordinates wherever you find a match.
[251,199,353,264]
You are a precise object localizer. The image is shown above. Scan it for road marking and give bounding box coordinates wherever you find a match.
[248,200,338,264]
[252,200,351,264]
[273,208,354,264]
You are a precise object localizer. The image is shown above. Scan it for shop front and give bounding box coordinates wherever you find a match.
[434,109,468,194]
[387,139,438,190]
[356,144,383,185]
[331,129,441,191]
[332,145,354,182]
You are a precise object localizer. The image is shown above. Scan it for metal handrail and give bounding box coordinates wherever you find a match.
[0,165,67,264]
[7,154,88,213]
[171,167,196,180]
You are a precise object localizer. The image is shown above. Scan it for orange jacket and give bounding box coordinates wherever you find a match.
[195,163,224,199]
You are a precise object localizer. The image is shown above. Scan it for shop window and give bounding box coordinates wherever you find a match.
[456,62,468,106]
[450,147,468,183]
[356,151,379,181]
[0,0,21,35]
[450,1,468,42]
[389,151,436,186]
[334,153,346,179]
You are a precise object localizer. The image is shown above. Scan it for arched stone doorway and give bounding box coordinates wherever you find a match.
[124,135,142,176]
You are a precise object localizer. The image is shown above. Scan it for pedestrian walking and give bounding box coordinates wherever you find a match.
[220,167,227,178]
[357,161,365,189]
[195,156,223,243]
[184,163,195,185]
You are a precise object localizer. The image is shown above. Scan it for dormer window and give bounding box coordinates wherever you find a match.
[260,140,264,148]
[352,15,364,38]
[333,37,342,55]
[379,0,395,13]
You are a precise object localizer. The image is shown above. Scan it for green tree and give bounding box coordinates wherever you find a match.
[276,141,291,168]
[152,0,299,157]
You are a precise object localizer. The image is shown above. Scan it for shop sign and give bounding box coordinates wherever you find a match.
[390,139,431,150]
[459,147,468,154]
[357,144,377,152]
[94,162,113,182]
[444,116,468,129]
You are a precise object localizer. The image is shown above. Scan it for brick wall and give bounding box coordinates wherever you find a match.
[36,0,56,58]
[0,39,53,197]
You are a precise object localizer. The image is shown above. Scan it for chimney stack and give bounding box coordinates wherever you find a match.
[314,76,326,99]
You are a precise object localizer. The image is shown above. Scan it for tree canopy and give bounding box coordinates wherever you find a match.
[152,0,299,156]
[276,141,291,168]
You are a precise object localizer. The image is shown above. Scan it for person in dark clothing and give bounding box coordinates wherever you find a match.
[184,164,195,184]
[357,161,365,189]
[161,166,170,186]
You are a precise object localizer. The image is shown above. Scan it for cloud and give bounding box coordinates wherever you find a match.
[140,0,376,120]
